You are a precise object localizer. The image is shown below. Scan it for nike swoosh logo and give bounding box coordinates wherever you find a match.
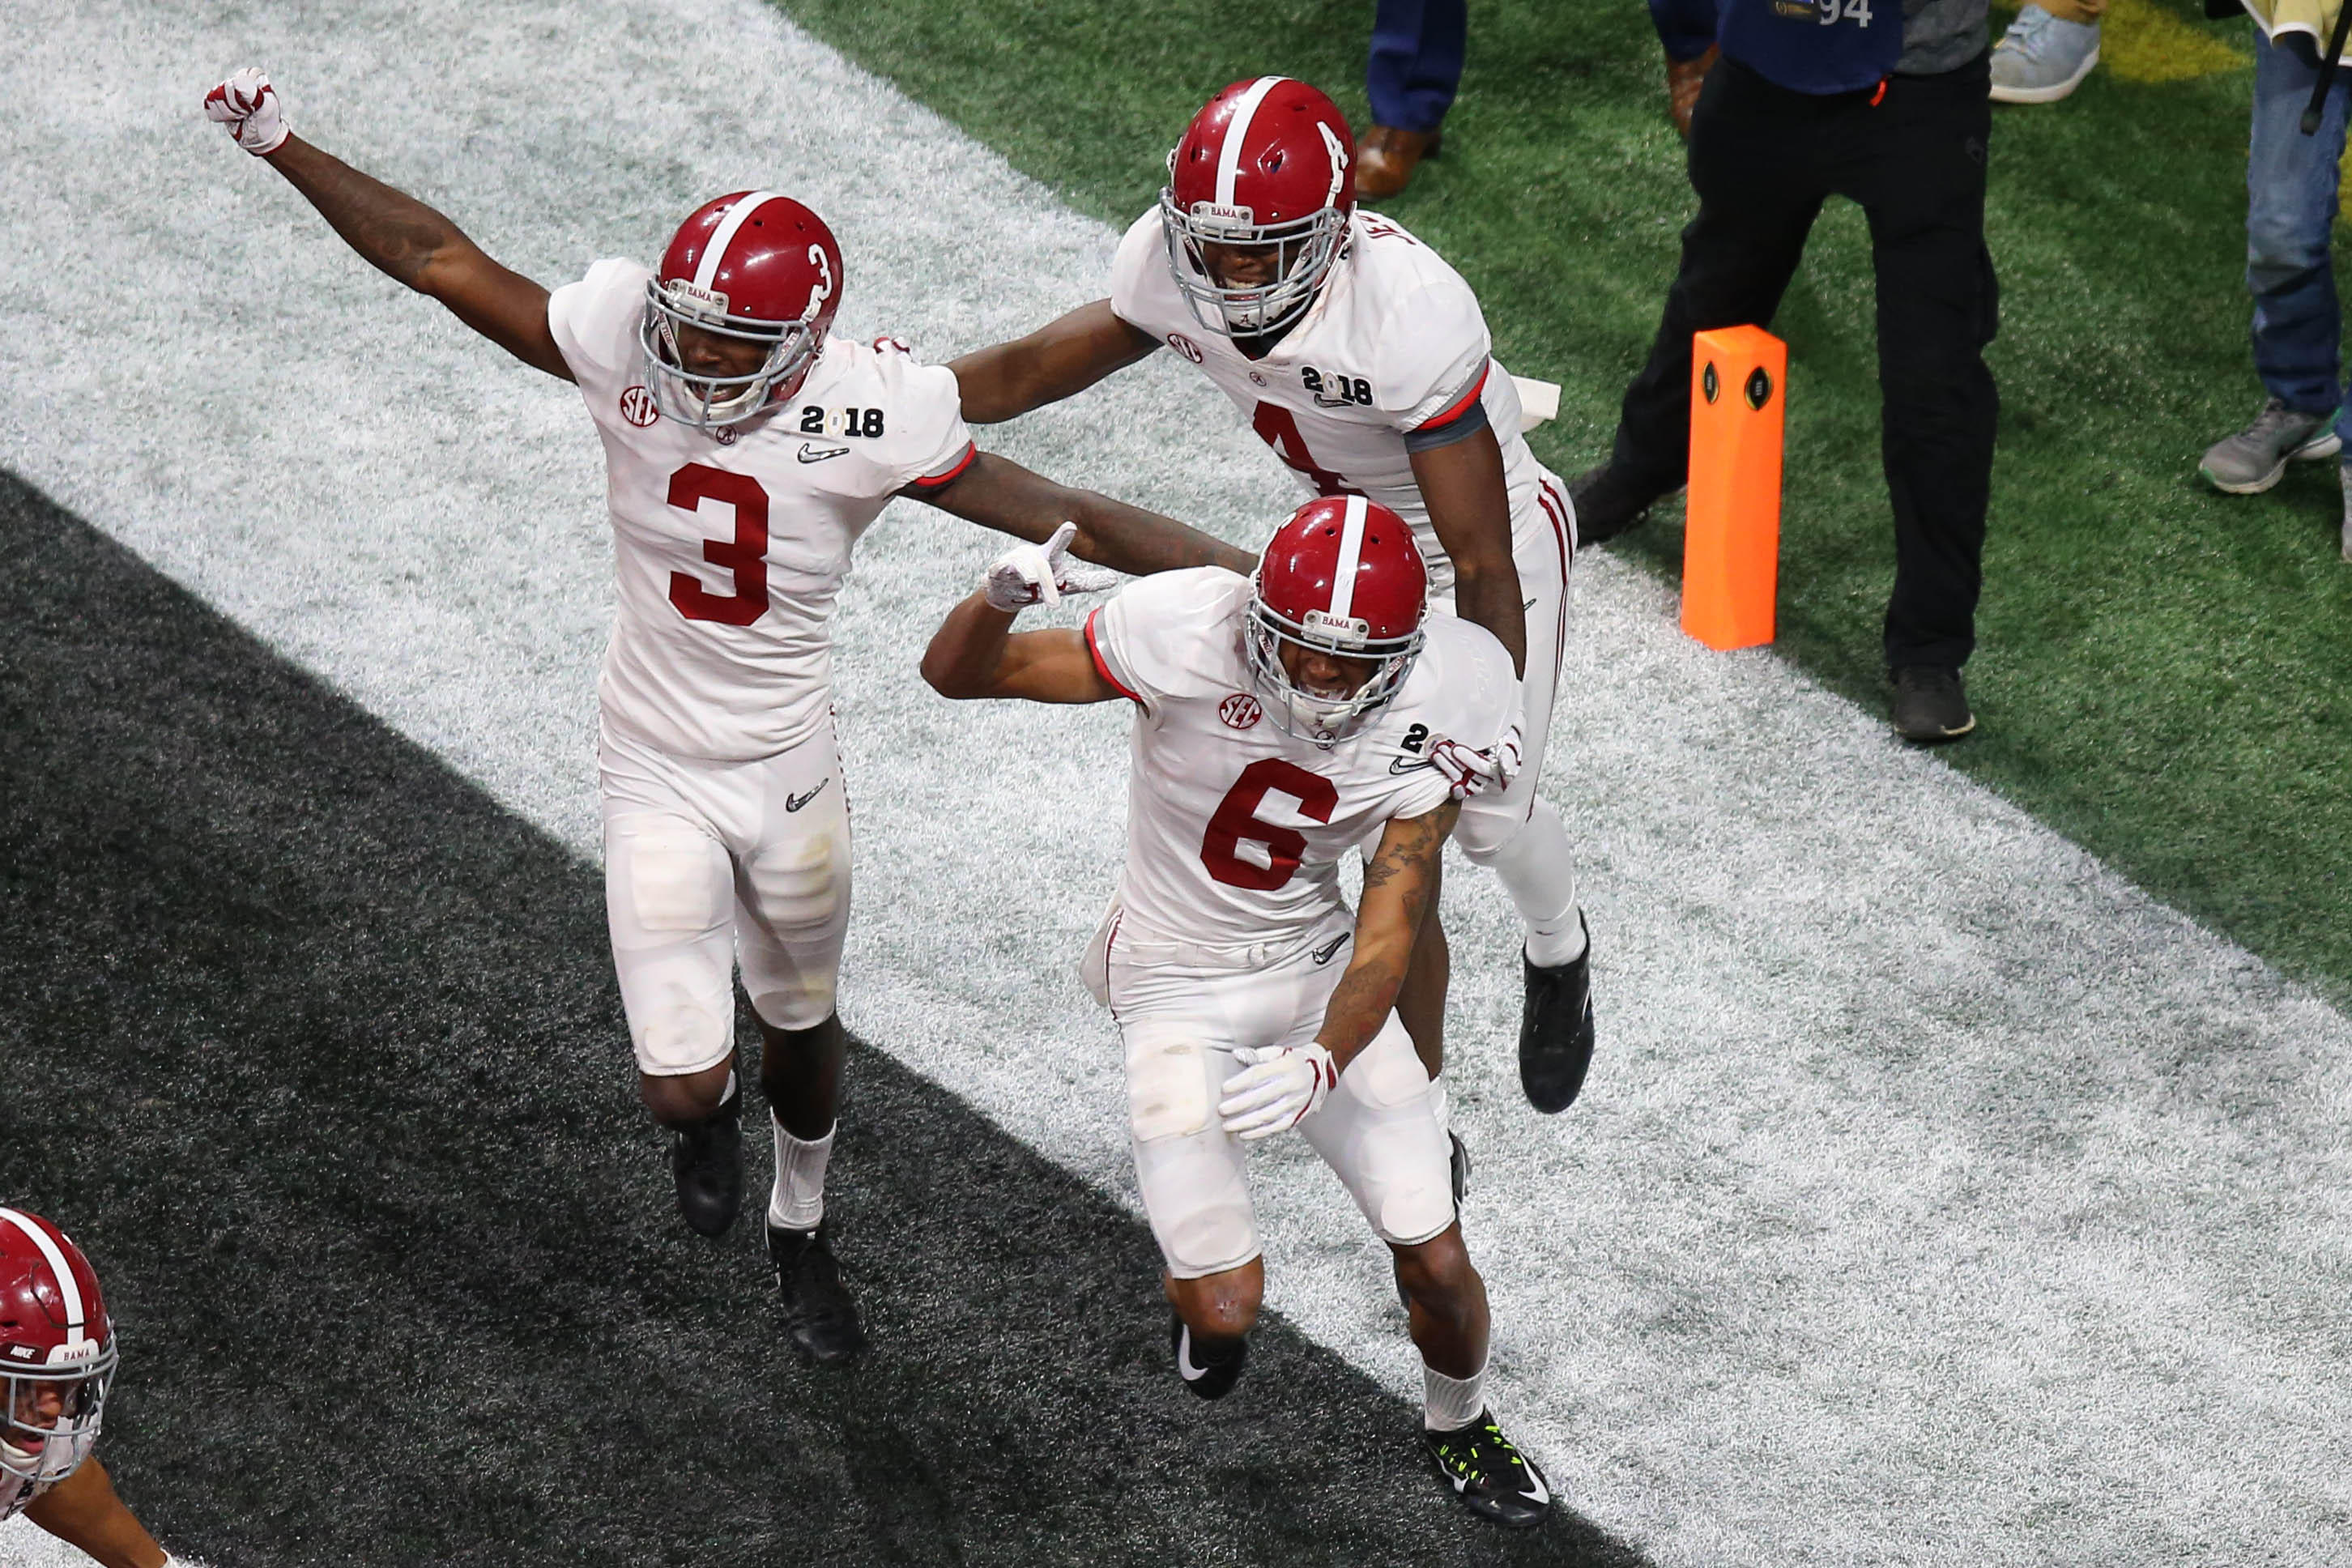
[797,442,849,463]
[1523,597,1537,612]
[1175,1325,1211,1382]
[1310,933,1349,966]
[1389,756,1437,775]
[785,778,831,812]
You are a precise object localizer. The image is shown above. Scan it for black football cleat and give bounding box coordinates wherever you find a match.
[1519,914,1596,1114]
[1424,1410,1553,1529]
[768,1221,867,1366]
[1170,1310,1248,1402]
[1566,461,1672,546]
[670,1080,744,1237]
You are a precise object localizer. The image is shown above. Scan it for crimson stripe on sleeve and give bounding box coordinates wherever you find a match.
[1411,361,1491,433]
[1084,607,1144,704]
[909,441,978,490]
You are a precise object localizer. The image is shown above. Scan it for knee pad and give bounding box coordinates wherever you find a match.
[741,822,849,935]
[1454,798,1527,865]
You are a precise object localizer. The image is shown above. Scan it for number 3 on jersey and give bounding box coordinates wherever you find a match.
[1252,403,1352,497]
[1201,757,1339,890]
[667,463,769,627]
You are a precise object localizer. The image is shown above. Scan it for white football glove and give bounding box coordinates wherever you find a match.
[1216,1043,1337,1142]
[1427,714,1526,801]
[981,520,1120,611]
[205,68,291,155]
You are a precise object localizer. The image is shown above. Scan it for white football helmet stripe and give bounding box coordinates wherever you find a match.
[1214,77,1286,208]
[692,190,787,292]
[1326,494,1370,621]
[0,1209,83,1345]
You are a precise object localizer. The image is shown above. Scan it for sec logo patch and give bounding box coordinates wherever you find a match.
[1166,332,1204,364]
[1219,693,1263,730]
[619,386,659,427]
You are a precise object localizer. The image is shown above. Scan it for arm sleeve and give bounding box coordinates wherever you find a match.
[884,359,980,492]
[1376,279,1494,439]
[1107,211,1171,332]
[546,258,647,390]
[1084,567,1240,711]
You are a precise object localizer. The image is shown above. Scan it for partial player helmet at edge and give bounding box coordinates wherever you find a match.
[1247,495,1428,748]
[0,1208,117,1523]
[1160,76,1356,339]
[641,190,846,429]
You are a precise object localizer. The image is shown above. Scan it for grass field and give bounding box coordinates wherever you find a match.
[766,0,2352,1006]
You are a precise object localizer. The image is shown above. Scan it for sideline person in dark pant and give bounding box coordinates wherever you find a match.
[1576,45,1998,743]
[1357,0,1466,198]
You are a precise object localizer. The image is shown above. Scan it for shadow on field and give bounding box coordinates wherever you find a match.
[0,470,1645,1568]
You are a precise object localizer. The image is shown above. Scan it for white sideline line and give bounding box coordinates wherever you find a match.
[3,3,2350,1566]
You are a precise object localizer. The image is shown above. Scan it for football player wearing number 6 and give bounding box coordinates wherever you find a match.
[203,70,1251,1366]
[922,497,1553,1528]
[950,76,1596,1125]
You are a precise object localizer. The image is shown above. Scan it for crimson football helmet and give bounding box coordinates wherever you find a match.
[1160,76,1356,338]
[1247,495,1427,748]
[0,1209,115,1521]
[641,190,846,428]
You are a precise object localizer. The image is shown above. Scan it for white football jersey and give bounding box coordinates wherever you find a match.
[549,259,975,761]
[1109,210,1548,595]
[1086,568,1517,948]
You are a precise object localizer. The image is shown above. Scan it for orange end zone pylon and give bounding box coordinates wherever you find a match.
[1681,325,1786,651]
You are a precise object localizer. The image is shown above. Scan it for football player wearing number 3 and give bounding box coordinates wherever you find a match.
[950,77,1595,1128]
[922,497,1553,1528]
[203,70,1251,1366]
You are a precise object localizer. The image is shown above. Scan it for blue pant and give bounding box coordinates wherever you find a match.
[1367,0,1466,134]
[2249,34,2352,437]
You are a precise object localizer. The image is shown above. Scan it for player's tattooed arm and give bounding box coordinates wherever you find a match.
[1316,801,1460,1072]
[258,135,572,382]
[1412,426,1527,675]
[914,450,1256,577]
[21,1455,169,1568]
[920,594,1123,705]
[947,300,1161,423]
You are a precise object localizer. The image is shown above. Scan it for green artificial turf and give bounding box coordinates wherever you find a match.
[773,0,2352,1003]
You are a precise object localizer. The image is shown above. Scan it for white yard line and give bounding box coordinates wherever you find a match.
[3,2,2349,1564]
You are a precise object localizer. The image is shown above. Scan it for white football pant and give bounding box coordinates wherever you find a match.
[1088,909,1456,1280]
[601,720,851,1077]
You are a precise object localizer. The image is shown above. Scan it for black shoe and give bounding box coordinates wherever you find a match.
[669,1080,743,1237]
[1170,1310,1247,1401]
[1888,665,1975,743]
[1567,461,1671,546]
[1519,915,1596,1114]
[1425,1410,1553,1528]
[1449,1131,1472,1206]
[768,1221,867,1366]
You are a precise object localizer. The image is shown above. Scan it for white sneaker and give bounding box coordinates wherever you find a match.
[1990,6,2101,104]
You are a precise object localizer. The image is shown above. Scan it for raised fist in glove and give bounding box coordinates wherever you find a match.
[1216,1043,1337,1142]
[205,68,291,156]
[1428,714,1526,801]
[981,520,1120,611]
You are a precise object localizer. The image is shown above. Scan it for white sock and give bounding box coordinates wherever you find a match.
[1486,801,1585,967]
[1423,1357,1488,1431]
[768,1117,835,1231]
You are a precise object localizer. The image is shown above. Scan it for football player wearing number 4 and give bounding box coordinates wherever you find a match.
[951,76,1595,1123]
[204,71,1251,1366]
[922,498,1552,1528]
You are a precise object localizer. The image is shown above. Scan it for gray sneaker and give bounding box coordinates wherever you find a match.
[1989,6,2101,104]
[2201,398,2342,495]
